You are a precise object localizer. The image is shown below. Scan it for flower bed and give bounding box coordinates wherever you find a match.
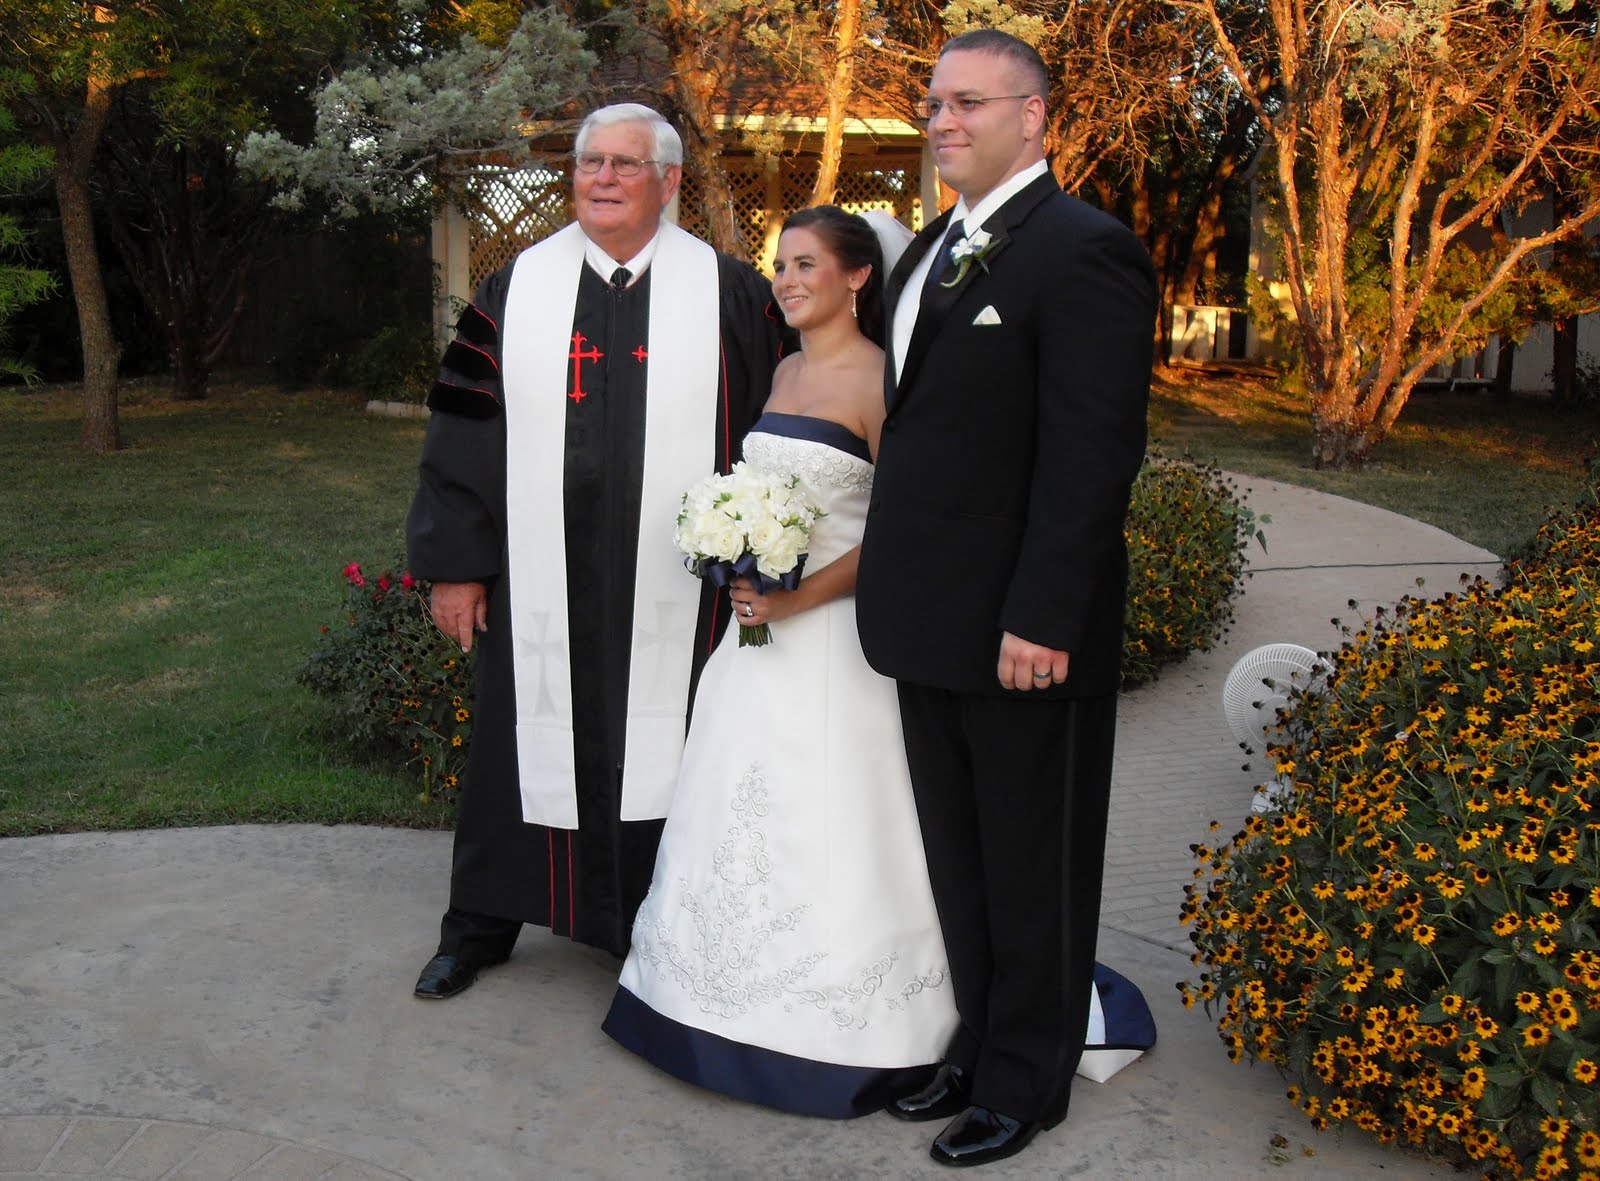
[298,561,472,803]
[1123,454,1263,688]
[1181,495,1600,1178]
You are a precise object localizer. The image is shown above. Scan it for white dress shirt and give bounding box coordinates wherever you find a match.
[892,159,1050,382]
[585,233,660,288]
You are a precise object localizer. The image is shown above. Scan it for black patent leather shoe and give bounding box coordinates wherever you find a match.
[886,1063,971,1122]
[929,1105,1043,1168]
[413,953,501,1000]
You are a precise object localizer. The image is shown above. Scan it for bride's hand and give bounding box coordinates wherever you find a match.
[729,577,796,627]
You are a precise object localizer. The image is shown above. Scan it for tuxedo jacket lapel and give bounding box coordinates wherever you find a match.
[886,213,952,411]
[890,173,1059,408]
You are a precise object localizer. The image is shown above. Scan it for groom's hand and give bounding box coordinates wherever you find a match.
[431,581,488,652]
[998,631,1069,692]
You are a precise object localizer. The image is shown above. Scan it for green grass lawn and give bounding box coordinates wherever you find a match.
[1150,368,1600,558]
[2,370,1596,835]
[0,377,446,835]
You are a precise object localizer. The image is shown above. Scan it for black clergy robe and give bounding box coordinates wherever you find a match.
[407,249,784,955]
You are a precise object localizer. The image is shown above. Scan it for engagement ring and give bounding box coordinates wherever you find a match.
[744,605,754,617]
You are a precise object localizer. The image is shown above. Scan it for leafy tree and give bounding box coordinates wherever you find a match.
[85,0,430,402]
[1,1,148,449]
[0,91,55,384]
[95,112,279,401]
[0,0,394,445]
[642,0,763,253]
[1181,0,1600,469]
[239,2,595,219]
[738,0,875,207]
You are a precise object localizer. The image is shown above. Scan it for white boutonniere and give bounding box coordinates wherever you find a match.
[942,228,1000,288]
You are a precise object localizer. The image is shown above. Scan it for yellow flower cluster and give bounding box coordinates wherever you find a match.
[1180,499,1600,1178]
[1123,454,1262,687]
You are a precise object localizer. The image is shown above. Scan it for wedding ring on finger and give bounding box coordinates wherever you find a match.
[743,605,754,618]
[1032,670,1051,681]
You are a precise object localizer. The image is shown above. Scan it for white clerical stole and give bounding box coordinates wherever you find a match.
[500,222,721,828]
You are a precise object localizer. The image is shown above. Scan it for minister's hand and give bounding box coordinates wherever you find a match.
[431,581,488,652]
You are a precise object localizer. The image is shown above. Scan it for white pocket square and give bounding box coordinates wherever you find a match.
[972,305,1003,326]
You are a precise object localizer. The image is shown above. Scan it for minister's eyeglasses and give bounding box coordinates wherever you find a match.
[574,152,659,177]
[917,95,1032,122]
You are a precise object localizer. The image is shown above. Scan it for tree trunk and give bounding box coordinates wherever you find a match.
[1310,417,1373,471]
[171,319,208,400]
[809,0,862,206]
[1493,338,1516,404]
[681,119,741,255]
[53,2,123,451]
[1551,315,1577,403]
[57,168,122,449]
[1310,368,1380,471]
[660,2,744,256]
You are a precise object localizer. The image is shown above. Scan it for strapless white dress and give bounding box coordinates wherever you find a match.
[603,412,959,1116]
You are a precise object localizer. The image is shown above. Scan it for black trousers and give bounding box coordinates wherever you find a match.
[437,907,521,965]
[896,684,1118,1124]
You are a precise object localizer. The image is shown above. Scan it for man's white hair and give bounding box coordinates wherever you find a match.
[575,104,684,174]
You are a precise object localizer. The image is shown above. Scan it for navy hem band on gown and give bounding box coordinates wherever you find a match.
[603,986,935,1118]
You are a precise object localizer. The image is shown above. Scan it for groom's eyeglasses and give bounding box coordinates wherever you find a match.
[916,95,1032,123]
[574,152,660,177]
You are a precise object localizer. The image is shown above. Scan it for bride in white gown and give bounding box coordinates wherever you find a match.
[602,208,1153,1118]
[603,207,957,1116]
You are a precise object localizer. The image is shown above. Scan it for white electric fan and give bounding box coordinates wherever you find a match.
[1221,643,1323,813]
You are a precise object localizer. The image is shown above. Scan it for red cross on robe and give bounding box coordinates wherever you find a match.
[569,331,603,402]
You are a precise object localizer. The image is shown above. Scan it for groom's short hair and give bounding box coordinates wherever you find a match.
[939,30,1049,103]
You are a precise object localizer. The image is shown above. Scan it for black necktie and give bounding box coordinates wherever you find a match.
[611,266,631,294]
[921,220,965,296]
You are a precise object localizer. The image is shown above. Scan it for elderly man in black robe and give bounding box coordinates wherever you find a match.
[406,103,785,999]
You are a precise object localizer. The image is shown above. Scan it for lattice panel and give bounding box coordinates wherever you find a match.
[465,164,571,290]
[676,164,768,263]
[675,173,708,243]
[463,154,926,284]
[836,167,922,226]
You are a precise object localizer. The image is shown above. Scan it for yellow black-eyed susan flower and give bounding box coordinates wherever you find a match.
[1576,1129,1600,1167]
[1543,1116,1572,1143]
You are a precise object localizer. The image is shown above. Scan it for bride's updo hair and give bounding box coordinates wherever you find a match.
[779,205,889,347]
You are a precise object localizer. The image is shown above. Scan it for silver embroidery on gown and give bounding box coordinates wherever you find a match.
[616,419,958,1070]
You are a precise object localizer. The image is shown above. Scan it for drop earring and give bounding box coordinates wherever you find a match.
[851,290,858,318]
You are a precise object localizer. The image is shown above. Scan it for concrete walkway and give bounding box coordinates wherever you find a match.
[1,476,1501,1181]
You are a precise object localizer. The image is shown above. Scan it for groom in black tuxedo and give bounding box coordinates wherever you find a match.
[856,29,1155,1168]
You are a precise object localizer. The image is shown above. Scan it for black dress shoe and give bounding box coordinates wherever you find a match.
[886,1063,970,1122]
[930,1105,1042,1168]
[413,953,504,1000]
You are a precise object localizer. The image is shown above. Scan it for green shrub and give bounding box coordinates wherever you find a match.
[1180,493,1600,1178]
[349,323,440,402]
[1123,454,1264,687]
[298,560,472,803]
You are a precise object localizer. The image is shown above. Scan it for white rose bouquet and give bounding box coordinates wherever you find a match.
[674,462,824,647]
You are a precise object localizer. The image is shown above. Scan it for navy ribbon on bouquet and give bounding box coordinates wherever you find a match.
[689,551,808,595]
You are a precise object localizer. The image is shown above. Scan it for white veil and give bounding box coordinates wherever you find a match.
[856,209,916,277]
